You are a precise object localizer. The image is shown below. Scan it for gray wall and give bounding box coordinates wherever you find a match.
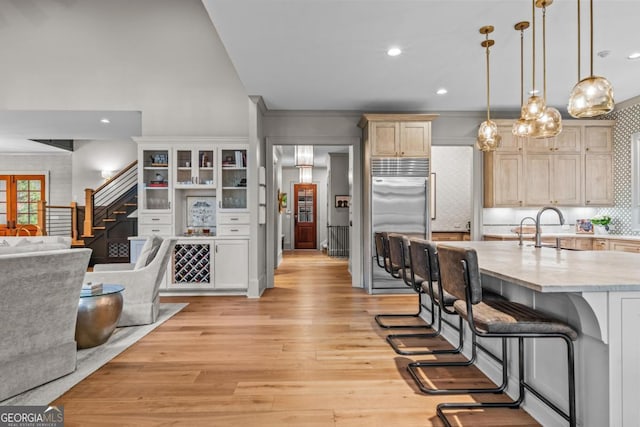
[328,153,349,226]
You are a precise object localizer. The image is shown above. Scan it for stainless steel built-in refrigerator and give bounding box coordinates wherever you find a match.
[370,158,430,291]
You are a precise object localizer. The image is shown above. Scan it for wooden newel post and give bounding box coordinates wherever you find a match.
[70,201,78,242]
[37,200,46,234]
[83,188,94,237]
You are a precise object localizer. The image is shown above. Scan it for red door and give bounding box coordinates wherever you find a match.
[294,183,317,249]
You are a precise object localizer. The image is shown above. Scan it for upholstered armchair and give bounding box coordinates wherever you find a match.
[84,237,177,327]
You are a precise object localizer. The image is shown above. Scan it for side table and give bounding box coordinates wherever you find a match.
[75,284,124,349]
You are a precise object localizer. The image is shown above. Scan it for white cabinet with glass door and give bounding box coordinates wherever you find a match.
[139,147,172,213]
[174,147,216,189]
[218,147,248,211]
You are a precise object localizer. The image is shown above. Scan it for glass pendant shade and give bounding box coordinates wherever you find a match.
[476,120,502,152]
[522,95,546,120]
[299,167,312,183]
[567,75,614,118]
[294,145,314,167]
[529,106,562,139]
[512,118,532,137]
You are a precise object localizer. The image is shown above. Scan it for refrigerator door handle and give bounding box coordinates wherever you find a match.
[424,177,430,239]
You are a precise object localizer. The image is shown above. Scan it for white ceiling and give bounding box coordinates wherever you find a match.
[0,111,141,153]
[203,0,640,112]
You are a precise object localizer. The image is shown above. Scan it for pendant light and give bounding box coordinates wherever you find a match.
[476,25,502,152]
[521,0,545,121]
[512,21,532,137]
[294,145,314,167]
[299,167,312,183]
[529,0,562,139]
[567,0,614,117]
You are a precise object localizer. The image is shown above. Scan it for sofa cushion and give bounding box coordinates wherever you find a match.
[134,235,163,269]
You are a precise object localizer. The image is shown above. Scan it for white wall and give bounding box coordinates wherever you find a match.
[0,0,248,137]
[0,154,72,205]
[72,140,138,204]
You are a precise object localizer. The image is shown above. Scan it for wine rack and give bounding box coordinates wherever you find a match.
[172,243,212,286]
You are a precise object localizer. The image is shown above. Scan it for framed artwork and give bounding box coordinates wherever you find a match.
[576,218,594,234]
[335,195,350,208]
[187,196,216,227]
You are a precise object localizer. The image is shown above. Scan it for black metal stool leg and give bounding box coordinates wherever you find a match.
[374,291,433,329]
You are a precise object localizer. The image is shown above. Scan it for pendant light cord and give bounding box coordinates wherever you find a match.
[486,33,491,122]
[542,5,547,101]
[520,27,525,106]
[532,0,536,93]
[589,0,594,76]
[577,0,581,81]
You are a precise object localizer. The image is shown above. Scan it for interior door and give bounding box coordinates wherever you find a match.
[0,175,45,236]
[294,183,317,249]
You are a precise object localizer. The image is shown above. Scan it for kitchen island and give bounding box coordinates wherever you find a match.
[429,241,640,427]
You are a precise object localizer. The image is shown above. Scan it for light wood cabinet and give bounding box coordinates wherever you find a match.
[585,154,613,206]
[484,152,524,207]
[432,232,471,241]
[359,114,437,158]
[585,126,613,152]
[608,239,640,254]
[524,154,582,206]
[592,238,609,250]
[484,120,614,208]
[526,126,582,153]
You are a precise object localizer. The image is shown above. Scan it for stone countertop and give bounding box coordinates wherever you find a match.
[483,232,640,241]
[437,241,640,293]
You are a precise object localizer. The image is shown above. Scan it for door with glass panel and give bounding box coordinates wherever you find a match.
[0,175,45,236]
[294,183,316,249]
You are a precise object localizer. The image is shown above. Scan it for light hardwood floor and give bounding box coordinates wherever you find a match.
[54,250,539,426]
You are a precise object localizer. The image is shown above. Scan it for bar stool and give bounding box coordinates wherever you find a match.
[374,233,430,329]
[435,244,577,427]
[406,242,508,395]
[386,238,460,355]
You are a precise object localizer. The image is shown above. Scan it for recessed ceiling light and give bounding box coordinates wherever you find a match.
[100,118,110,124]
[387,47,402,57]
[628,52,640,60]
[436,88,448,95]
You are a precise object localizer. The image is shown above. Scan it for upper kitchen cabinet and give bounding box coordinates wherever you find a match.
[525,126,582,153]
[174,147,216,189]
[359,114,438,158]
[218,147,248,211]
[138,146,172,214]
[483,120,614,208]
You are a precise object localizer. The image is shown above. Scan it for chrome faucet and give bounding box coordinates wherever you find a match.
[535,206,565,248]
[518,216,537,246]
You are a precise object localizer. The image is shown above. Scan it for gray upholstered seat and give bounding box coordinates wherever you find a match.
[453,299,578,340]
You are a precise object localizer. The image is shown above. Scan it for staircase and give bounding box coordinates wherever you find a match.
[80,161,138,265]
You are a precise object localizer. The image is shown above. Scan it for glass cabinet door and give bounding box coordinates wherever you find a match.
[219,148,247,210]
[175,147,215,188]
[142,149,171,211]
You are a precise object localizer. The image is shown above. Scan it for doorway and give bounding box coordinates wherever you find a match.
[0,174,46,236]
[294,183,317,249]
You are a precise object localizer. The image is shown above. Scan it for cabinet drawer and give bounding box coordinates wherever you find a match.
[217,224,250,236]
[138,224,173,236]
[218,213,250,225]
[139,214,172,225]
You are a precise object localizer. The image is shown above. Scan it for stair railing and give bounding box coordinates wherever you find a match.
[83,160,137,237]
[37,200,79,242]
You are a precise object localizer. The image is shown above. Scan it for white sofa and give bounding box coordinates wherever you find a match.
[0,248,91,401]
[0,236,71,255]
